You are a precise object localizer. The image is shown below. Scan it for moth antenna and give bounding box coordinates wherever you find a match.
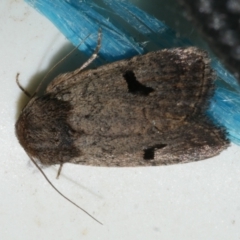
[16,73,31,98]
[16,35,91,99]
[17,30,102,99]
[33,33,93,97]
[70,29,102,78]
[28,155,103,225]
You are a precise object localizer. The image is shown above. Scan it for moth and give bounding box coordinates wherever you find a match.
[16,47,229,168]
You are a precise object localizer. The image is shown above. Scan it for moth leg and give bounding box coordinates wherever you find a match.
[56,163,63,179]
[16,73,31,98]
[72,29,102,75]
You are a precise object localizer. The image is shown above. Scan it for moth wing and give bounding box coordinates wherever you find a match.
[152,120,228,165]
[68,119,228,167]
[38,48,228,166]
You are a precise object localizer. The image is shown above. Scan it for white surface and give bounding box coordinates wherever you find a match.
[0,1,240,240]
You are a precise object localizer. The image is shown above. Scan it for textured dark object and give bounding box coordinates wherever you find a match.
[179,0,240,81]
[16,47,228,167]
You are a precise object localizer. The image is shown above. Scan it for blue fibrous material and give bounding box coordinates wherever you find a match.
[25,0,144,61]
[208,87,240,144]
[25,0,240,145]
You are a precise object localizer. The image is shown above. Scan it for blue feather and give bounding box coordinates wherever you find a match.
[25,0,240,145]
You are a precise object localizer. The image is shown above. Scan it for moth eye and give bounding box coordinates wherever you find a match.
[143,144,167,160]
[123,70,154,96]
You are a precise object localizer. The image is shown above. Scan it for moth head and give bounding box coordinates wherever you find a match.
[15,95,80,165]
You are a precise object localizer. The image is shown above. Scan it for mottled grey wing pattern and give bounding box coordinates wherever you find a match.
[16,47,228,166]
